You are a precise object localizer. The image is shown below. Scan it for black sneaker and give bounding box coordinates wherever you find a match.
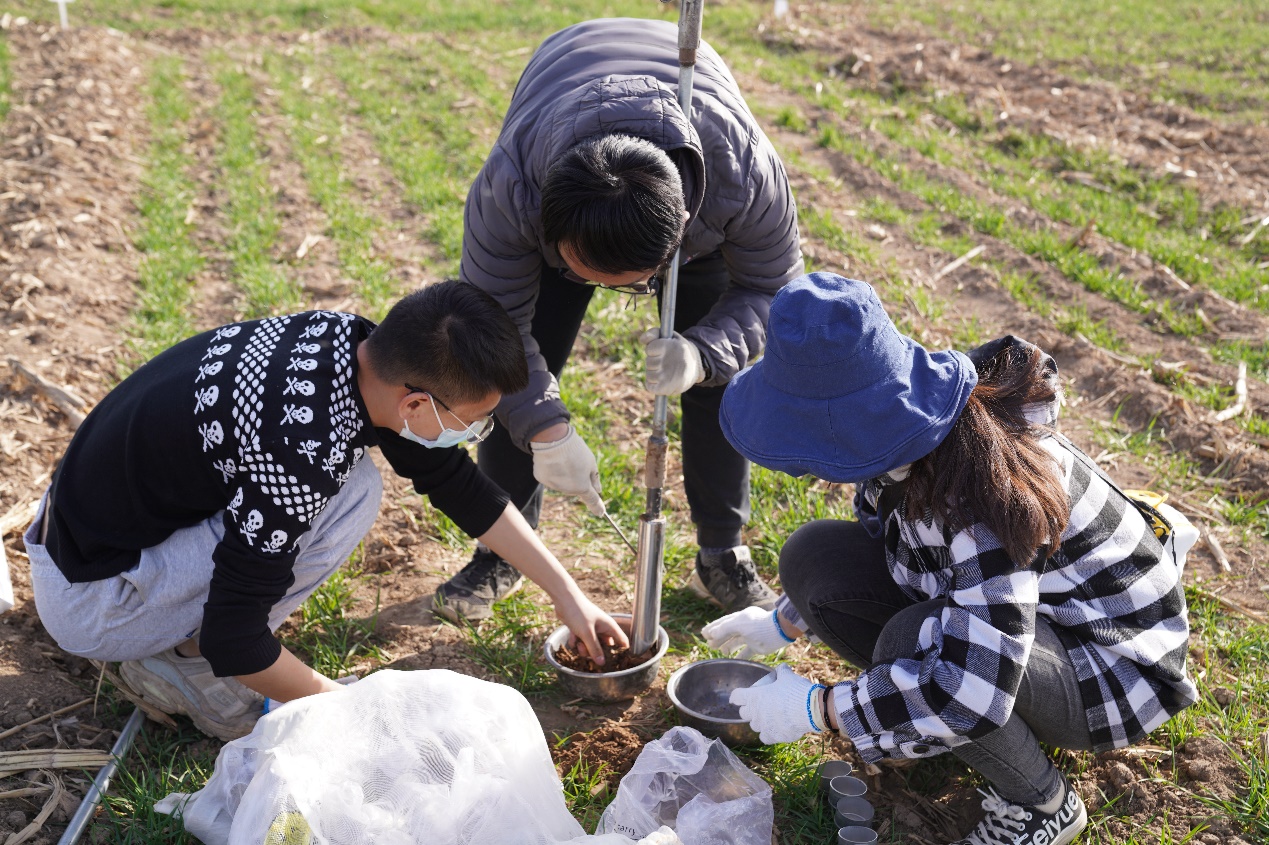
[433,548,524,622]
[951,775,1086,845]
[687,546,778,613]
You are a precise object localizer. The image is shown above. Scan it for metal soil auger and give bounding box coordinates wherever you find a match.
[630,0,705,661]
[545,0,703,702]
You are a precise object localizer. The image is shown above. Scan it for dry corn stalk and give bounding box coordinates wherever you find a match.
[0,749,110,778]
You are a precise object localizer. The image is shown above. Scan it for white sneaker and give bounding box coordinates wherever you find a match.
[951,774,1087,845]
[119,648,263,741]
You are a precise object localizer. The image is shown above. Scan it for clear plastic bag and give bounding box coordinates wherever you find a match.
[597,726,773,845]
[0,541,13,615]
[155,669,680,845]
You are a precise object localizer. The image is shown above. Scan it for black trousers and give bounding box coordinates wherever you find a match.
[476,254,750,549]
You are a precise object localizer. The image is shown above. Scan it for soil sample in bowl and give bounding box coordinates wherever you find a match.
[554,640,653,673]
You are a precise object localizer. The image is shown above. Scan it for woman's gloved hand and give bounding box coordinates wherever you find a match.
[701,606,796,659]
[729,663,828,744]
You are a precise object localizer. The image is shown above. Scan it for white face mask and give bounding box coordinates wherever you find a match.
[399,394,490,449]
[399,418,469,449]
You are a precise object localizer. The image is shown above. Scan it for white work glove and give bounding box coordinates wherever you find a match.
[531,425,604,515]
[730,663,829,745]
[701,606,796,659]
[640,328,706,395]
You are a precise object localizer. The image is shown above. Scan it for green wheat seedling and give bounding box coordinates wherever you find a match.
[265,53,401,318]
[858,0,1269,122]
[327,42,500,268]
[860,88,1269,307]
[127,55,204,369]
[211,58,303,317]
[413,497,470,551]
[715,34,1266,344]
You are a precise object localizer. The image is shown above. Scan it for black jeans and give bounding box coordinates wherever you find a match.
[476,254,750,550]
[779,519,1095,806]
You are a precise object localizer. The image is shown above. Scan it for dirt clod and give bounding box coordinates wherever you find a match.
[554,642,653,674]
[1106,760,1136,791]
[552,724,646,788]
[1184,758,1214,782]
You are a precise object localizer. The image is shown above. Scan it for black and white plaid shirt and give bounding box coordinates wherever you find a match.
[813,396,1197,761]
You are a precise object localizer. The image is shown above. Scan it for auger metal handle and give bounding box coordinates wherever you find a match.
[632,0,706,656]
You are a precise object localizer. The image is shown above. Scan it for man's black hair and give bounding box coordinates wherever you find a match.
[363,280,528,404]
[541,134,686,275]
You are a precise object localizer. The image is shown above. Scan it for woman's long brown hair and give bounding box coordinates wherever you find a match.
[905,344,1068,568]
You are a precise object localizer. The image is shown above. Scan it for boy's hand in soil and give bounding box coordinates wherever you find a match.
[558,593,629,668]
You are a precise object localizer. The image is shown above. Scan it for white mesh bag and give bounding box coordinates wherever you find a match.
[155,669,678,845]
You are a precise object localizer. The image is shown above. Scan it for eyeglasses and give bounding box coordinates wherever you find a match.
[561,268,661,296]
[404,384,496,444]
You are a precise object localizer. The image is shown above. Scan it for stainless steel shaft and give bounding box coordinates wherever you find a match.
[631,514,667,653]
[631,0,706,656]
[603,510,638,556]
[57,707,145,845]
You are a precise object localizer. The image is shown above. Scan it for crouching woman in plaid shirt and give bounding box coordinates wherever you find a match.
[706,272,1198,845]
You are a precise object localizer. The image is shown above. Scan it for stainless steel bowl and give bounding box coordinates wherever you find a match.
[544,613,668,703]
[666,658,773,747]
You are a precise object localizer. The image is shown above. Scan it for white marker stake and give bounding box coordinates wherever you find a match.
[50,0,74,29]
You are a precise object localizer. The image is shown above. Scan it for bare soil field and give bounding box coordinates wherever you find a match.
[1,5,1267,843]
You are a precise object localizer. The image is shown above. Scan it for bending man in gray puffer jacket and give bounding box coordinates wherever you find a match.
[435,17,804,622]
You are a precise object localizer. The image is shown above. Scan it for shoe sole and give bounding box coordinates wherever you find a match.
[119,661,253,742]
[432,578,524,624]
[1053,800,1088,845]
[687,571,723,608]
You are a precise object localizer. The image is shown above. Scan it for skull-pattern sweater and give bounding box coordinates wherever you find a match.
[44,311,510,676]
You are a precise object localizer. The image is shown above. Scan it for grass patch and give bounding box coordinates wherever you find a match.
[94,718,214,843]
[9,0,661,37]
[128,55,204,367]
[211,58,303,317]
[0,34,10,120]
[742,742,837,845]
[713,32,1268,383]
[286,559,385,679]
[558,753,617,833]
[460,592,556,694]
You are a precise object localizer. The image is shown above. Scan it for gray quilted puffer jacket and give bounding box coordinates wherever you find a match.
[460,17,804,450]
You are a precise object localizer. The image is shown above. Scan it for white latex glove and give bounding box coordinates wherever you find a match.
[701,606,796,659]
[729,663,828,744]
[640,328,706,395]
[530,426,604,515]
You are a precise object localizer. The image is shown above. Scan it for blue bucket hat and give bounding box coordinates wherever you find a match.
[720,272,978,483]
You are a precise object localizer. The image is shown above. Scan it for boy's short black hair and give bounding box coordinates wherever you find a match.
[363,280,528,405]
[541,134,686,275]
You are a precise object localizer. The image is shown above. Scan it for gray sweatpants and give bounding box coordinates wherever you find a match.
[25,458,383,662]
